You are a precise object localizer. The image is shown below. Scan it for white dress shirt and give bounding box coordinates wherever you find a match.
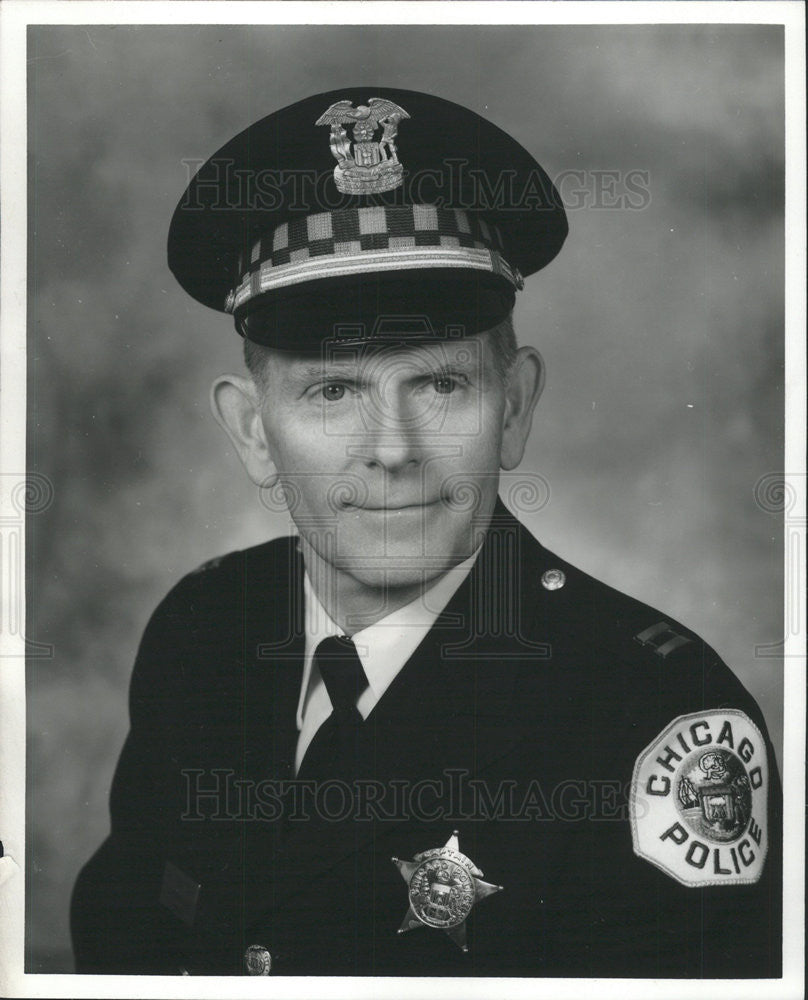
[294,550,480,774]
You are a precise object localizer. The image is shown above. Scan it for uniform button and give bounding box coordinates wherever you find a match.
[244,944,273,975]
[541,568,566,591]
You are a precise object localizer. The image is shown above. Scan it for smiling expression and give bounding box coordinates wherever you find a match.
[255,334,512,591]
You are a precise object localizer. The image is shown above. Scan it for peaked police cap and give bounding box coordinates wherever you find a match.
[168,87,568,349]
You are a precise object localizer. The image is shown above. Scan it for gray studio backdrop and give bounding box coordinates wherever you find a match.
[25,24,784,972]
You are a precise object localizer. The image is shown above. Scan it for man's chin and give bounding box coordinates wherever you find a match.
[296,497,495,595]
[336,514,482,573]
[333,557,464,594]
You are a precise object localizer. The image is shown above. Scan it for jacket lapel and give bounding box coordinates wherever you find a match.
[280,503,551,855]
[243,537,306,783]
[364,499,549,772]
[244,500,554,787]
[237,503,560,932]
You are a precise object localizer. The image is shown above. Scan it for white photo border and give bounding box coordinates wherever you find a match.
[1,3,804,998]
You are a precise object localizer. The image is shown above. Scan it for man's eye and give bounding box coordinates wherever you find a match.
[322,384,346,401]
[433,375,456,395]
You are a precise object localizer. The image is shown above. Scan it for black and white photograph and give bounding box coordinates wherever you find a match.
[0,2,804,996]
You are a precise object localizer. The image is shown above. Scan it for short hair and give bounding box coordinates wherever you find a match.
[244,315,517,394]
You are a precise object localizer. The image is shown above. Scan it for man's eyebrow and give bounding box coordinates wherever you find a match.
[287,364,363,383]
[289,353,479,381]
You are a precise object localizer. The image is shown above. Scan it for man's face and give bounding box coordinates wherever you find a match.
[256,334,510,592]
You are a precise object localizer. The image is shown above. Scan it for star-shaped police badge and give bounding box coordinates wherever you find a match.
[392,830,503,952]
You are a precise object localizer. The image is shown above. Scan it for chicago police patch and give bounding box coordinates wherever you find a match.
[630,710,768,886]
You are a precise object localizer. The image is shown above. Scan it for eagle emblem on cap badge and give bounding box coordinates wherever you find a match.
[392,830,503,952]
[316,97,410,195]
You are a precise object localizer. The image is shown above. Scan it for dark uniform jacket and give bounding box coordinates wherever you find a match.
[71,501,782,977]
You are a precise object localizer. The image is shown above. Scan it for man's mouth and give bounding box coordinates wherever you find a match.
[344,499,442,512]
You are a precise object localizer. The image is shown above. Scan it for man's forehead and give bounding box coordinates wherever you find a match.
[270,337,490,374]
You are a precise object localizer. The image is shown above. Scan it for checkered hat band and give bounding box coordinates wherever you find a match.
[227,206,519,312]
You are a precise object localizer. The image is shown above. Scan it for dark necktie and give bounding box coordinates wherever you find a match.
[297,635,369,782]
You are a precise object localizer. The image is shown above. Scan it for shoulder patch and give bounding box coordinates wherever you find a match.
[634,620,692,658]
[630,709,768,887]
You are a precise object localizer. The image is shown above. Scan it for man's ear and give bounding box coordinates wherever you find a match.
[210,374,278,488]
[500,347,545,471]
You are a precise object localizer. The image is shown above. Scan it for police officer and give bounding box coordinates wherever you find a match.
[71,87,781,978]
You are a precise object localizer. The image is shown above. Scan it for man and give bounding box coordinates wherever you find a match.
[71,87,781,978]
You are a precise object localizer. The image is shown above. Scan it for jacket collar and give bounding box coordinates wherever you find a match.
[248,498,556,780]
[237,499,559,923]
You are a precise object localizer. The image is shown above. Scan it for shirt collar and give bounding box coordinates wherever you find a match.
[298,547,481,727]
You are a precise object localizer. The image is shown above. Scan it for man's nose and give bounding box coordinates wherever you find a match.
[353,392,428,473]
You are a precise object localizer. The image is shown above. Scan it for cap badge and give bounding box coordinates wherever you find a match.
[316,97,410,195]
[392,830,503,952]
